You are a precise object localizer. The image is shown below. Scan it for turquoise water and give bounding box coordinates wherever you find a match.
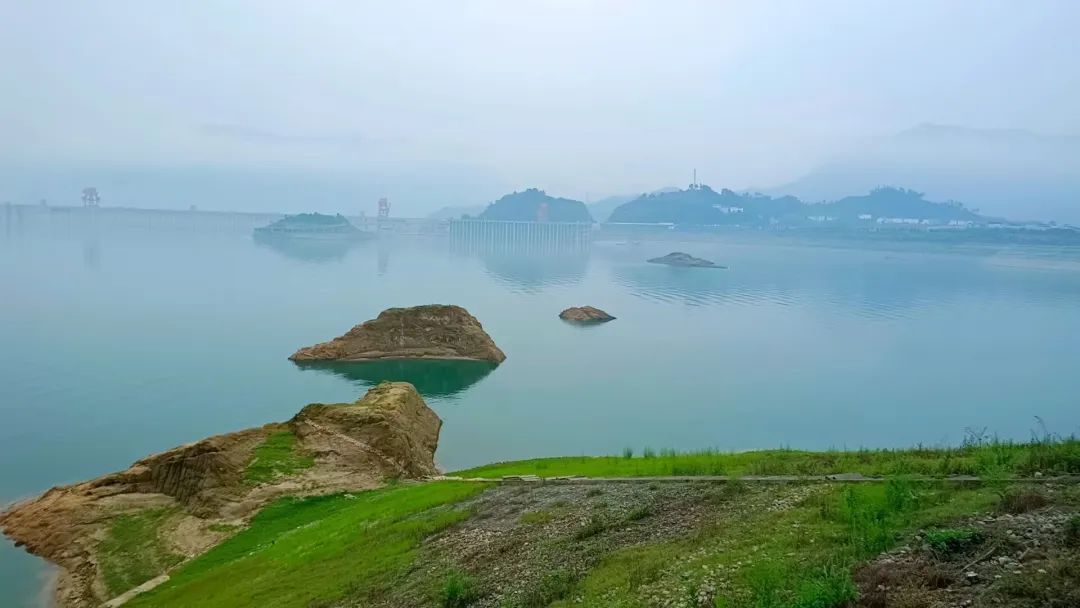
[3,218,1080,605]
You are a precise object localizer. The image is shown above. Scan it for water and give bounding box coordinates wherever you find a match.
[3,215,1080,606]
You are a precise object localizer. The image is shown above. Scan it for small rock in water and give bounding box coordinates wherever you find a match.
[559,306,616,324]
[646,252,725,268]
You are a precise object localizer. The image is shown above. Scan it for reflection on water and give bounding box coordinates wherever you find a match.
[610,249,1080,318]
[5,219,1080,608]
[82,239,100,269]
[481,254,588,292]
[293,359,497,398]
[253,232,366,263]
[449,219,591,291]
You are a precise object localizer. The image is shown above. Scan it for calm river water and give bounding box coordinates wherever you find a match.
[3,214,1079,605]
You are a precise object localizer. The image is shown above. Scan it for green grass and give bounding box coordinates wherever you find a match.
[97,507,185,597]
[1065,515,1080,548]
[626,504,653,521]
[573,514,609,541]
[520,510,556,525]
[128,481,488,608]
[207,522,241,534]
[244,430,315,484]
[520,569,577,608]
[924,527,984,555]
[454,437,1080,479]
[550,481,1000,607]
[440,569,480,607]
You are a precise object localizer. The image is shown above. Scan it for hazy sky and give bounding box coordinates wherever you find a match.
[2,1,1078,212]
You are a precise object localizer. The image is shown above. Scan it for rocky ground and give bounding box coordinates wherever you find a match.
[854,485,1080,608]
[371,481,822,608]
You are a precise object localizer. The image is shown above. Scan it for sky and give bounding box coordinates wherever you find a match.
[1,1,1078,215]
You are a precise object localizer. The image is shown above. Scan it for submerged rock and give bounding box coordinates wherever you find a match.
[0,382,441,608]
[646,252,725,268]
[559,306,616,324]
[290,304,506,364]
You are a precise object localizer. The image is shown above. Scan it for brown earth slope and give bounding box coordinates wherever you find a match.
[0,382,441,608]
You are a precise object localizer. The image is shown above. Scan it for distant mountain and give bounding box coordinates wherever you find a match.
[427,204,487,220]
[774,124,1080,224]
[815,187,982,222]
[588,187,678,222]
[608,185,803,225]
[608,184,989,226]
[479,188,593,222]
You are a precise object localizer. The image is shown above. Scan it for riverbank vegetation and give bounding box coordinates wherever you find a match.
[128,482,488,608]
[102,439,1080,607]
[97,507,184,597]
[455,434,1080,480]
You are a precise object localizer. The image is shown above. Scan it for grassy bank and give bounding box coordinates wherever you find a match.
[553,481,999,607]
[454,436,1080,479]
[97,507,184,597]
[106,440,1080,608]
[128,482,488,608]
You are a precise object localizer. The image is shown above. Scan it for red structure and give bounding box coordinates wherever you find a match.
[537,201,549,222]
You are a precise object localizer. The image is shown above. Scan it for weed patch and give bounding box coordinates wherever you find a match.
[244,430,314,484]
[998,488,1049,514]
[440,570,479,608]
[520,569,576,607]
[924,528,983,556]
[574,515,608,541]
[1064,516,1080,548]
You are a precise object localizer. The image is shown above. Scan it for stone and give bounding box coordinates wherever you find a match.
[290,304,506,364]
[646,252,725,268]
[558,306,616,324]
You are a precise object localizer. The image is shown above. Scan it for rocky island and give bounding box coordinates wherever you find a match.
[647,251,725,268]
[0,383,441,608]
[558,306,616,324]
[289,304,506,364]
[253,212,371,240]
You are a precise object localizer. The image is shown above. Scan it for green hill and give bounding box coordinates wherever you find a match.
[479,189,593,222]
[607,185,987,226]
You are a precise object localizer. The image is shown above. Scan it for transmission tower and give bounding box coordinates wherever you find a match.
[81,187,101,207]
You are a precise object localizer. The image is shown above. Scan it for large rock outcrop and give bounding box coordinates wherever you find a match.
[1,382,441,608]
[289,304,506,364]
[292,382,440,479]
